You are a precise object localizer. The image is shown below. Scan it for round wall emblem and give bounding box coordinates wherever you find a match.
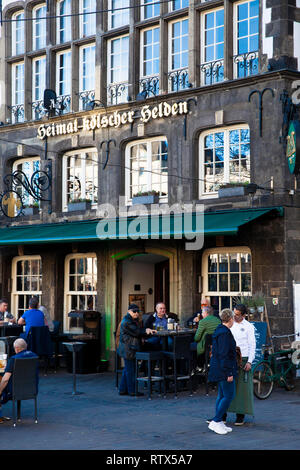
[0,191,23,218]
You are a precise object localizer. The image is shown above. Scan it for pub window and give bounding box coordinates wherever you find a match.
[12,157,41,209]
[11,256,42,319]
[202,248,252,313]
[64,254,97,333]
[12,10,25,56]
[62,148,98,211]
[80,0,96,37]
[233,0,259,78]
[125,137,168,204]
[32,4,47,51]
[199,125,251,197]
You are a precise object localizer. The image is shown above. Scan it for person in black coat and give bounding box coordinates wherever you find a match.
[207,308,238,435]
[118,304,156,396]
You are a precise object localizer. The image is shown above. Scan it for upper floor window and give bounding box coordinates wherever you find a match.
[79,44,95,110]
[56,50,71,113]
[12,11,25,56]
[32,56,47,120]
[109,0,130,29]
[11,62,24,123]
[107,35,129,105]
[57,0,72,44]
[62,148,98,211]
[142,0,160,20]
[234,0,259,78]
[140,26,160,98]
[170,0,189,11]
[168,18,189,92]
[125,137,168,203]
[33,4,47,50]
[201,8,224,85]
[80,0,96,37]
[199,125,250,196]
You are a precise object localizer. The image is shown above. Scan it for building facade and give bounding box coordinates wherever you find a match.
[0,0,300,366]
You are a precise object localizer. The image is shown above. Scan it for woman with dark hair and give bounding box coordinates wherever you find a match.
[207,308,238,435]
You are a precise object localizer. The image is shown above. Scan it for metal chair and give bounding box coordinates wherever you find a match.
[135,350,166,400]
[163,334,194,398]
[26,326,53,375]
[11,357,39,427]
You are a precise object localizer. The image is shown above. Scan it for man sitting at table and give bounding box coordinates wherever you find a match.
[0,338,38,423]
[0,298,16,324]
[193,306,221,373]
[18,296,46,339]
[144,302,174,351]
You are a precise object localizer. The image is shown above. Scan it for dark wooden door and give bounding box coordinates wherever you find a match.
[154,260,169,312]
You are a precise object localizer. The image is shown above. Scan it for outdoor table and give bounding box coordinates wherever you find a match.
[62,342,86,395]
[0,324,23,337]
[153,328,195,351]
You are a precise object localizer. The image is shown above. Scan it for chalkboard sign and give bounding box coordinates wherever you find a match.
[250,321,268,367]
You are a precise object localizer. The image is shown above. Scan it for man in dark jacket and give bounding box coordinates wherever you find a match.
[118,304,156,396]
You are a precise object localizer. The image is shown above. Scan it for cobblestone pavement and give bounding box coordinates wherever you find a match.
[1,370,299,451]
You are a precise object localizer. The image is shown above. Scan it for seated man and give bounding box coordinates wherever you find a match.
[0,298,16,324]
[144,302,174,351]
[18,296,45,339]
[0,338,38,423]
[193,306,221,372]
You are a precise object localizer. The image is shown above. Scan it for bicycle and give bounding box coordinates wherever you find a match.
[253,333,300,400]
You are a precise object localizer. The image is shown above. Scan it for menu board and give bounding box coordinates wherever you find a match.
[251,321,268,367]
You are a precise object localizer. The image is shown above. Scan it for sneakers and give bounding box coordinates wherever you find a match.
[0,416,11,424]
[234,414,245,426]
[208,420,229,435]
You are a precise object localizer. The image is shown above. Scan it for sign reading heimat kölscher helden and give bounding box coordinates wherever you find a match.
[36,100,189,140]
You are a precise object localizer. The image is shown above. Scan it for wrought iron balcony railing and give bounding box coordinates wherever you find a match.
[9,104,25,123]
[32,100,47,120]
[56,94,71,114]
[168,68,191,92]
[138,76,160,99]
[107,82,129,106]
[78,90,96,110]
[200,60,224,86]
[233,51,259,78]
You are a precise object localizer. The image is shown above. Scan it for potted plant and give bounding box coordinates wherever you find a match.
[240,295,257,314]
[218,181,251,198]
[67,198,92,212]
[253,293,265,313]
[22,202,39,216]
[132,190,160,205]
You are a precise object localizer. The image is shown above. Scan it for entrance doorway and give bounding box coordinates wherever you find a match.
[117,253,169,325]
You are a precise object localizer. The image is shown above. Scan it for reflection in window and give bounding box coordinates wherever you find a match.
[169,19,189,91]
[110,0,129,29]
[142,0,160,19]
[201,8,224,85]
[170,0,189,11]
[235,0,259,78]
[13,158,41,209]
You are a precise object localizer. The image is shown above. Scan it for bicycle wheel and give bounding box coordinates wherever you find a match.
[282,367,296,391]
[253,362,274,399]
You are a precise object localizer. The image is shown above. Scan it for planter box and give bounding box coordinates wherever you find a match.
[218,186,246,198]
[132,195,159,205]
[23,207,39,216]
[68,201,91,212]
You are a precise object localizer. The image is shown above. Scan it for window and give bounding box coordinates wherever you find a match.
[12,157,41,208]
[202,248,252,312]
[33,4,47,50]
[140,27,160,97]
[199,125,250,196]
[168,18,189,91]
[11,62,25,123]
[109,0,129,29]
[12,11,25,56]
[12,256,42,319]
[57,0,71,44]
[170,0,189,11]
[80,0,96,37]
[107,35,129,105]
[62,149,98,211]
[64,254,97,332]
[234,0,259,78]
[32,56,46,119]
[201,8,224,85]
[79,44,96,110]
[56,50,71,113]
[125,137,168,202]
[142,0,160,20]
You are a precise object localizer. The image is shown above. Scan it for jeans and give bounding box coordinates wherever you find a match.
[119,358,136,395]
[213,379,236,423]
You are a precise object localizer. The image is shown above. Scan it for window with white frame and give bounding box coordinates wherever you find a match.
[79,44,95,110]
[80,0,96,37]
[234,0,259,78]
[33,4,47,50]
[125,137,168,202]
[32,56,46,119]
[56,50,71,113]
[56,0,72,44]
[12,256,42,319]
[12,157,41,209]
[62,148,98,210]
[199,125,251,196]
[109,0,129,29]
[107,35,129,105]
[202,248,252,313]
[11,62,25,123]
[140,26,160,97]
[170,0,189,11]
[12,10,25,56]
[201,8,224,85]
[64,254,97,332]
[141,0,160,20]
[168,18,189,91]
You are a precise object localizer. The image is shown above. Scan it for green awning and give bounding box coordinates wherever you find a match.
[0,206,283,246]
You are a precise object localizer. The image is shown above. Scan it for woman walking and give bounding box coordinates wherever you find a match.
[207,308,238,435]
